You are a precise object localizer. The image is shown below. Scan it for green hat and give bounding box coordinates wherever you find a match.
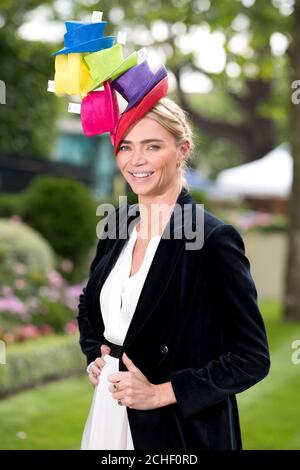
[84,43,138,92]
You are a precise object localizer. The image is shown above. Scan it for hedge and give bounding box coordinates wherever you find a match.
[0,193,22,218]
[0,218,55,284]
[21,176,97,266]
[0,334,86,398]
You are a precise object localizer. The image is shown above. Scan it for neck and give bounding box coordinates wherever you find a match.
[135,182,183,239]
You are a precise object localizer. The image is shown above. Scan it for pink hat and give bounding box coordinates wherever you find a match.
[81,81,120,144]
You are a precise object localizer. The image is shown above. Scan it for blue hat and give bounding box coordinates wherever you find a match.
[65,21,92,32]
[52,21,116,56]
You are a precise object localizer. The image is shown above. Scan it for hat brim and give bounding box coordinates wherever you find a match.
[52,36,115,56]
[87,52,138,92]
[114,76,168,155]
[124,65,168,111]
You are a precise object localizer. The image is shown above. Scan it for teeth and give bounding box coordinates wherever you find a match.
[132,172,153,178]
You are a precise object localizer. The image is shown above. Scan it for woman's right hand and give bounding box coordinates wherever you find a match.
[88,344,111,387]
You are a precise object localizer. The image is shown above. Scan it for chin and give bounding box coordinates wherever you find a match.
[131,186,152,195]
[131,184,157,196]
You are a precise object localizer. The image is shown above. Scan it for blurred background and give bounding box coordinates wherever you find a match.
[0,0,300,450]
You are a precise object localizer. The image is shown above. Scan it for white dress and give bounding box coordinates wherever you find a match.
[81,224,162,450]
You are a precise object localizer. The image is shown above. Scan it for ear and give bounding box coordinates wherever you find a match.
[178,140,190,162]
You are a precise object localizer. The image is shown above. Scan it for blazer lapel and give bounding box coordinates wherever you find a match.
[123,187,193,349]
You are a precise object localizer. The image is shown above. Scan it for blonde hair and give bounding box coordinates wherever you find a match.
[144,97,194,189]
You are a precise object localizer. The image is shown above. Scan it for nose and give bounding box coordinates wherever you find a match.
[130,147,147,166]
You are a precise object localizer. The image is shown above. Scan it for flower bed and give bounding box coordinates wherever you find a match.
[217,209,287,233]
[0,262,86,343]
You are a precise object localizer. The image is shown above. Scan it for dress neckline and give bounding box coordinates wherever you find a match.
[126,224,162,280]
[131,223,162,241]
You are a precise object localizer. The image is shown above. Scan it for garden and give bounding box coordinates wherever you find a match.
[0,175,100,397]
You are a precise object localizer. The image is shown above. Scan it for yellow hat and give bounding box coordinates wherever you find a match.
[54,53,93,98]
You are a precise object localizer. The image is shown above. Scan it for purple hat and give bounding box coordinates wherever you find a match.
[111,60,167,111]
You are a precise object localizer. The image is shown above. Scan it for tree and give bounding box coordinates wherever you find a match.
[284,0,300,321]
[0,1,59,158]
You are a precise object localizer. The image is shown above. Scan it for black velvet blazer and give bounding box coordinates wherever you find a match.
[77,187,270,450]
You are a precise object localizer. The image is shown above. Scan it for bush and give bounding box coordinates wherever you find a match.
[0,334,85,397]
[0,194,22,218]
[0,218,55,285]
[21,176,97,267]
[126,191,138,205]
[254,214,287,233]
[33,299,74,334]
[189,189,213,212]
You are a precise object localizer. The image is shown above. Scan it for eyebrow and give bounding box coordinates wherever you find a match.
[120,139,165,144]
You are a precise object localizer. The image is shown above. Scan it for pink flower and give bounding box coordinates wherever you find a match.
[235,211,272,231]
[10,215,22,224]
[39,286,61,301]
[1,286,13,297]
[0,297,27,315]
[63,283,86,310]
[26,296,40,310]
[48,271,65,289]
[15,324,40,342]
[13,263,27,276]
[14,279,27,290]
[65,320,78,334]
[39,324,54,335]
[255,212,271,226]
[60,259,74,273]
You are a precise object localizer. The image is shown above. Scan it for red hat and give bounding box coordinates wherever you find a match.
[114,76,168,155]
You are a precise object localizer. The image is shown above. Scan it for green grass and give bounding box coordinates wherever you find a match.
[0,299,299,449]
[0,376,93,449]
[239,300,300,449]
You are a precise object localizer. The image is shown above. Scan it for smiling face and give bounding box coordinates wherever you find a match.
[116,117,186,197]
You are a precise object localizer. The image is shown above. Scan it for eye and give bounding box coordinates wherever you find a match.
[118,145,130,151]
[147,145,160,150]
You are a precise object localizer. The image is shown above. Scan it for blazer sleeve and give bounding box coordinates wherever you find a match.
[169,224,271,419]
[76,218,111,366]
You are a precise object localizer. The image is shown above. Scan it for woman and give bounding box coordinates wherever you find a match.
[77,97,270,450]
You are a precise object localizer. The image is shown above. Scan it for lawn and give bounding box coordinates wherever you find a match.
[0,300,299,450]
[238,300,300,449]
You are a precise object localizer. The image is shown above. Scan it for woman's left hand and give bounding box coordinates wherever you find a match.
[107,352,160,410]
